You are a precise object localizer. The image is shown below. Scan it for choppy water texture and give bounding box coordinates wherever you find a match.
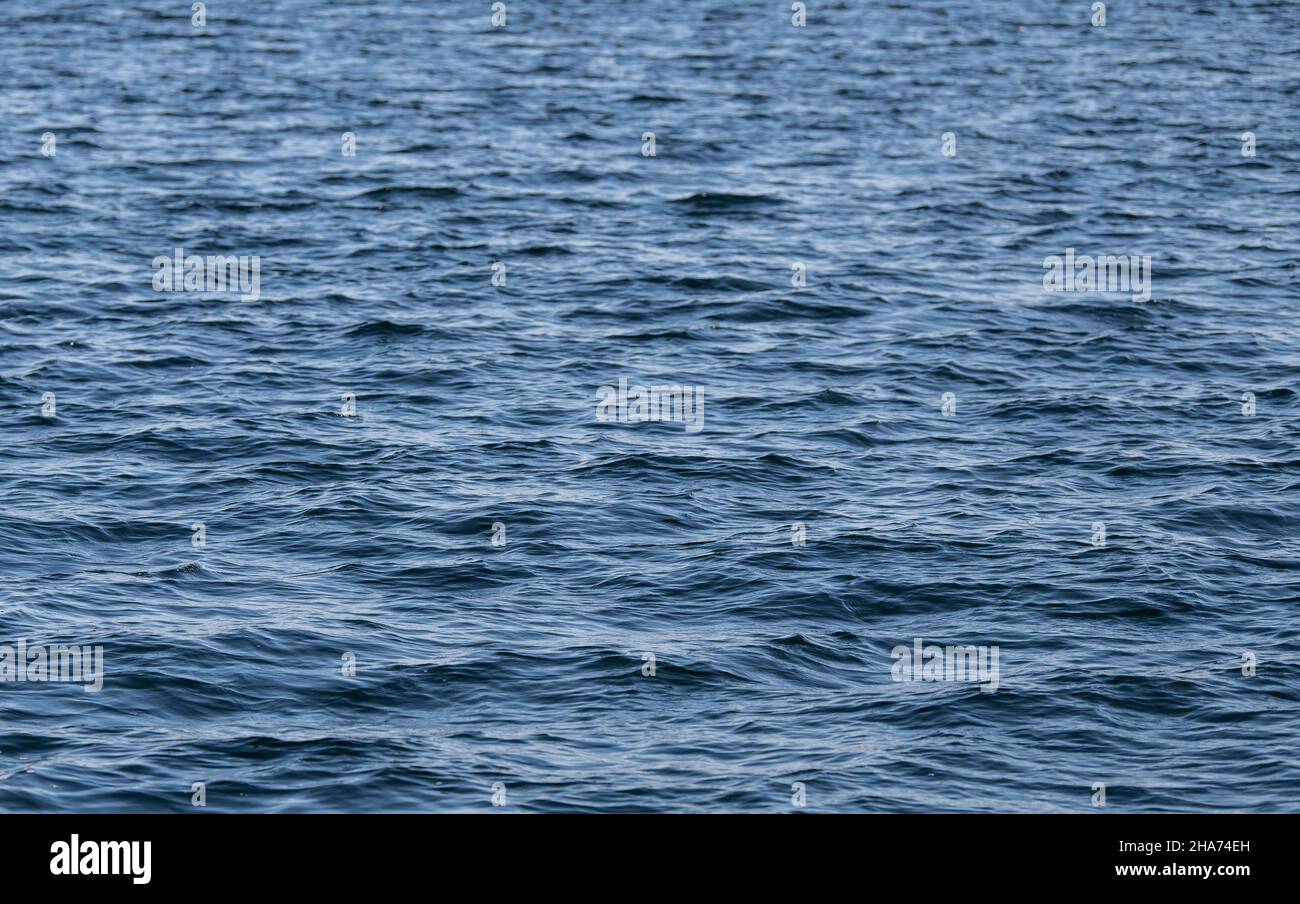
[1,0,1299,813]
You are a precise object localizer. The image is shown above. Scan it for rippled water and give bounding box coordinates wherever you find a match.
[1,0,1298,812]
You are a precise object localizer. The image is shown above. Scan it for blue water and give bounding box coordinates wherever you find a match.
[2,0,1298,813]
